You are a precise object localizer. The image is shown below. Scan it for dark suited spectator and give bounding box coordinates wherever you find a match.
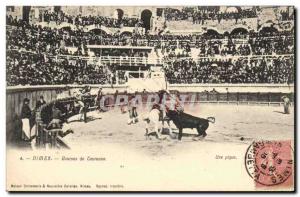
[36,96,46,110]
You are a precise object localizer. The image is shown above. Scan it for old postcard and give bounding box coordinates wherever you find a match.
[6,6,295,192]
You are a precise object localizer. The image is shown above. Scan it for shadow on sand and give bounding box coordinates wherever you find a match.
[67,116,102,123]
[273,110,285,114]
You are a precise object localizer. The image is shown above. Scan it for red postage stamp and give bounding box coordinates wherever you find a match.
[245,140,294,189]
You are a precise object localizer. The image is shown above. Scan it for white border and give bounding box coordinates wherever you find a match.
[1,1,299,196]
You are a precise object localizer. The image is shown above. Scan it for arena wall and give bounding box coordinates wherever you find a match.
[6,85,127,120]
[168,83,294,93]
[166,18,257,34]
[6,83,294,118]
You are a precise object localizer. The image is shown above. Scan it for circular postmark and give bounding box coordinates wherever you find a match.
[245,141,293,186]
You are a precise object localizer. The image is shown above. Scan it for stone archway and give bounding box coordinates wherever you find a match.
[22,6,31,22]
[141,9,152,31]
[231,27,249,35]
[114,9,124,20]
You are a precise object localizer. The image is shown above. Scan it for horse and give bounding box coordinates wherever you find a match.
[142,90,181,140]
[142,106,164,139]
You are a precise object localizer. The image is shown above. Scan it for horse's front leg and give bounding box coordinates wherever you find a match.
[155,123,162,139]
[144,120,150,140]
[167,120,172,133]
[145,128,149,140]
[178,127,183,140]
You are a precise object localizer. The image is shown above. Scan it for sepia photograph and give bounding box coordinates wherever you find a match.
[5,5,295,192]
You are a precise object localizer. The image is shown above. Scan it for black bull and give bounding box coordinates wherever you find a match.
[166,110,215,140]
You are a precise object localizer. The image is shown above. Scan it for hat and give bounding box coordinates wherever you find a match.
[23,98,30,103]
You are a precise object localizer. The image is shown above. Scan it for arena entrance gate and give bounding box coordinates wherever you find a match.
[125,68,166,93]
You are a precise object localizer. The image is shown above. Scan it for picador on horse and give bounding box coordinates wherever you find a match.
[144,90,215,140]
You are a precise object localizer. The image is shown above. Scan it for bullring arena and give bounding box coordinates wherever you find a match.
[6,5,295,156]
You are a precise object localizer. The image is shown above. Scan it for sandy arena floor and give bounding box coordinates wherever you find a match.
[62,104,294,158]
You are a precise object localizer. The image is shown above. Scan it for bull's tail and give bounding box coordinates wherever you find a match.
[207,117,215,123]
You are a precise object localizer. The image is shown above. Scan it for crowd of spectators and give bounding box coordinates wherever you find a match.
[7,23,294,61]
[7,14,294,58]
[198,41,252,57]
[164,57,294,84]
[6,51,111,85]
[249,31,294,55]
[198,34,293,57]
[42,10,143,28]
[6,7,294,86]
[7,24,74,56]
[8,46,293,86]
[164,7,257,24]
